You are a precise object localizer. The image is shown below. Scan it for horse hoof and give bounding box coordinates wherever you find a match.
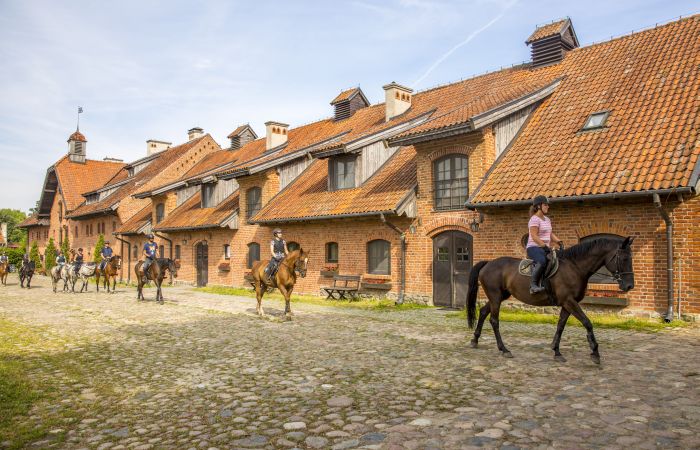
[554,354,567,363]
[470,339,478,348]
[591,354,601,365]
[502,351,514,358]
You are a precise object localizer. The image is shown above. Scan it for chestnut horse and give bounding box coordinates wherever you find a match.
[135,258,178,304]
[467,237,635,364]
[0,260,8,286]
[95,255,122,293]
[251,249,309,319]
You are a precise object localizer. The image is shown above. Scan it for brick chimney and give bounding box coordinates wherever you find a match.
[383,82,413,122]
[187,127,204,141]
[264,121,289,151]
[147,140,172,156]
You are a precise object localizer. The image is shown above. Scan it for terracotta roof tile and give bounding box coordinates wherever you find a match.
[470,16,700,205]
[330,87,362,104]
[115,206,151,235]
[17,215,49,228]
[54,157,125,212]
[67,130,87,142]
[526,19,569,43]
[252,146,416,222]
[153,191,239,231]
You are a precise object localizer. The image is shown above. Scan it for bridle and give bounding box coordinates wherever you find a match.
[596,248,633,282]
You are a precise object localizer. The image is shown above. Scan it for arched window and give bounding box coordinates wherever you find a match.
[223,244,231,259]
[247,242,260,269]
[58,201,63,221]
[155,203,165,224]
[158,245,164,258]
[367,239,390,275]
[132,245,138,258]
[325,242,339,263]
[434,154,468,210]
[287,241,300,252]
[247,187,262,219]
[580,233,624,284]
[175,245,181,260]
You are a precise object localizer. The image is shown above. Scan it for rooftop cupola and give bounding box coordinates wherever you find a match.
[264,121,288,151]
[67,129,87,163]
[188,127,204,141]
[526,18,579,69]
[227,124,258,151]
[382,82,412,122]
[330,87,370,121]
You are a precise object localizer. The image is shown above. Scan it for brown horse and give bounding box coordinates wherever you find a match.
[0,260,8,286]
[467,237,635,364]
[95,255,122,293]
[135,258,178,304]
[251,249,309,319]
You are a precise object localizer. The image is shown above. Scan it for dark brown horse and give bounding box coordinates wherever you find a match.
[19,261,35,289]
[135,258,178,304]
[0,260,8,286]
[251,249,309,319]
[467,237,635,364]
[95,255,122,293]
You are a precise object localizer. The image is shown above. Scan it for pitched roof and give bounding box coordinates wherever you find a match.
[68,130,87,142]
[526,19,570,43]
[469,15,700,205]
[17,215,49,228]
[68,135,211,218]
[330,87,369,105]
[115,205,152,235]
[252,146,416,223]
[227,124,258,139]
[153,191,239,231]
[54,157,125,212]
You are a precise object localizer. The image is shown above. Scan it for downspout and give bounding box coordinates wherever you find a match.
[113,235,131,284]
[380,213,406,305]
[652,193,674,322]
[153,231,173,284]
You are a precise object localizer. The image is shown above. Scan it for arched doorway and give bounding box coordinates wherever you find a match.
[196,241,208,287]
[432,230,472,308]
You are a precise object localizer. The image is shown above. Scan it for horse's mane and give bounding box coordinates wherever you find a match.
[558,237,621,260]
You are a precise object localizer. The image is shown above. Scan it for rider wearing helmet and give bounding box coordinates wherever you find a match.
[73,248,84,274]
[55,250,66,267]
[99,241,113,271]
[264,228,288,283]
[142,234,158,274]
[526,195,562,294]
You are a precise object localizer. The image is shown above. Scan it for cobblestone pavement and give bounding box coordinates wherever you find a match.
[1,274,698,450]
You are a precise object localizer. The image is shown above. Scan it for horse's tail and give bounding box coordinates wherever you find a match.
[467,260,489,329]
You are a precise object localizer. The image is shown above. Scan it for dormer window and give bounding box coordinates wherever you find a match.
[202,183,215,208]
[582,111,609,131]
[329,155,356,190]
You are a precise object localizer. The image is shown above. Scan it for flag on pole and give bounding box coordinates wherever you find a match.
[78,106,83,114]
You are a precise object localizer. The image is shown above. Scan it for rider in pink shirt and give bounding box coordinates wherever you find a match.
[527,195,562,294]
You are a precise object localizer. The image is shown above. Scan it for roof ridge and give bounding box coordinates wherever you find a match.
[532,17,569,29]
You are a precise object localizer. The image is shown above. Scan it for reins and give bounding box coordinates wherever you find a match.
[593,248,633,282]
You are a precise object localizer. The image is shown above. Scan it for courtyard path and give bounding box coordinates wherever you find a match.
[1,274,698,449]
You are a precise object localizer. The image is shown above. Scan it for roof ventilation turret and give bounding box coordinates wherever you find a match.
[526,18,579,69]
[330,87,370,121]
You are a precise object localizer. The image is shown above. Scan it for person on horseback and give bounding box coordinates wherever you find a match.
[264,228,288,284]
[0,251,8,265]
[73,248,84,274]
[99,241,113,271]
[142,234,158,278]
[55,250,66,267]
[526,195,562,294]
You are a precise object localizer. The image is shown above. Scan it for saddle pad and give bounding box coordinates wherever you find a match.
[518,258,559,278]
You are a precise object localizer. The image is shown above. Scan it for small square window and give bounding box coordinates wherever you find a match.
[582,111,609,130]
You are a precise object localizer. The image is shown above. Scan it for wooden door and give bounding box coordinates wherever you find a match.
[432,231,472,308]
[196,242,208,287]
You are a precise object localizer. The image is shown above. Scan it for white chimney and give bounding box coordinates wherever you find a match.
[146,140,172,156]
[187,127,204,141]
[383,82,413,122]
[264,121,289,151]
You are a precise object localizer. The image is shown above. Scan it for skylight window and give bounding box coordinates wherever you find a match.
[582,111,609,130]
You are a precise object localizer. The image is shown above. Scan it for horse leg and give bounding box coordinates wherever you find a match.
[470,304,491,348]
[255,281,265,317]
[551,308,571,362]
[563,299,601,365]
[279,285,292,320]
[157,280,163,304]
[96,274,100,292]
[487,296,512,358]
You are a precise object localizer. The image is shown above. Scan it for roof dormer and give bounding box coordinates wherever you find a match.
[227,124,258,151]
[526,18,579,68]
[330,87,370,121]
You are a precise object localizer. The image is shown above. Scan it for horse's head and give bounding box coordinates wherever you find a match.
[293,249,309,278]
[604,236,635,292]
[169,259,178,279]
[113,255,122,270]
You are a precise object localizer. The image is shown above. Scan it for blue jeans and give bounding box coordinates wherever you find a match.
[526,246,547,265]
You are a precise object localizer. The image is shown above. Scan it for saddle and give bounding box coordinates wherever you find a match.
[518,251,559,279]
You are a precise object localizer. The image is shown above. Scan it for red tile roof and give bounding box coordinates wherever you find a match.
[54,157,125,212]
[526,19,569,43]
[68,130,87,142]
[153,191,239,231]
[115,205,152,235]
[17,215,49,228]
[227,124,257,139]
[330,87,367,105]
[470,16,700,205]
[252,146,416,223]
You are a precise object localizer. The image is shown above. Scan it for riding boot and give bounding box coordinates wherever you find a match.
[529,262,546,294]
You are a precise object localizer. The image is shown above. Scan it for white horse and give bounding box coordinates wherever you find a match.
[68,263,97,293]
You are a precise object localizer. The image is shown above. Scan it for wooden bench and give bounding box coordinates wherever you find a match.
[323,274,361,300]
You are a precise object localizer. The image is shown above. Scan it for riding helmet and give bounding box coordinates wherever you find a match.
[147,234,154,239]
[272,228,282,236]
[532,195,549,207]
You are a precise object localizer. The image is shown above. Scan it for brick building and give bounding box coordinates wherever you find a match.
[19,16,700,318]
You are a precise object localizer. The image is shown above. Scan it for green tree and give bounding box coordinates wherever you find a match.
[45,238,57,272]
[29,240,42,270]
[93,234,105,265]
[0,208,28,244]
[61,235,70,260]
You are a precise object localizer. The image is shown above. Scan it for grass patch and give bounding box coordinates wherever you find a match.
[445,307,689,332]
[195,285,432,311]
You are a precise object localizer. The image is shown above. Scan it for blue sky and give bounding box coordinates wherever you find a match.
[0,0,697,211]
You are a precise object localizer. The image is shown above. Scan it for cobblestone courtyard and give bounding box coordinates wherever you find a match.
[1,274,698,449]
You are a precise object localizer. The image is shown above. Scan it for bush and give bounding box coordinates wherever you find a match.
[3,248,24,267]
[60,236,70,261]
[93,234,105,265]
[29,241,42,270]
[45,238,57,272]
